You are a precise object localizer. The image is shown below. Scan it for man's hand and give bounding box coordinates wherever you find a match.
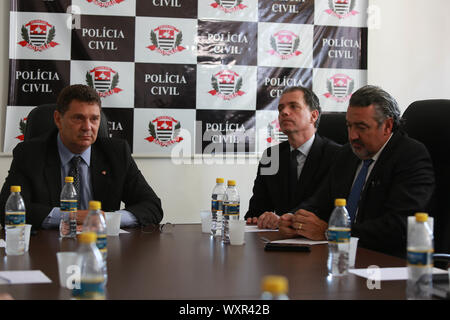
[279,213,298,237]
[257,211,280,229]
[246,217,258,225]
[76,209,105,225]
[291,209,328,240]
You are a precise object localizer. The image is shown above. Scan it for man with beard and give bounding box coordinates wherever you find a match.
[279,85,435,257]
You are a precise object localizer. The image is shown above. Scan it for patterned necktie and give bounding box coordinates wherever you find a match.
[347,159,374,223]
[68,156,82,202]
[289,149,300,202]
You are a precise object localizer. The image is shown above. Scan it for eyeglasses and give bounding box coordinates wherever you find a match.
[140,223,175,234]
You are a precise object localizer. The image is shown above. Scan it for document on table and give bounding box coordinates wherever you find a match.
[245,225,278,233]
[270,238,328,246]
[0,270,52,285]
[349,267,448,281]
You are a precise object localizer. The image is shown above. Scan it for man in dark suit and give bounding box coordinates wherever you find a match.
[0,84,163,230]
[279,85,435,257]
[245,86,341,229]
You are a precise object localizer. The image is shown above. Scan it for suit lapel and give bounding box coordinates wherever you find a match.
[90,142,111,203]
[45,136,62,206]
[360,132,401,206]
[296,135,323,199]
[273,142,291,209]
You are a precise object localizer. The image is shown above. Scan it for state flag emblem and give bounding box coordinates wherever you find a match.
[268,30,302,60]
[266,119,288,144]
[324,74,354,103]
[325,0,359,19]
[208,70,245,101]
[17,20,59,52]
[86,0,125,8]
[145,116,183,147]
[85,66,123,98]
[147,25,186,56]
[210,0,247,13]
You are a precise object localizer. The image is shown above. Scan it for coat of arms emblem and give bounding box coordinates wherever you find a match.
[17,20,59,52]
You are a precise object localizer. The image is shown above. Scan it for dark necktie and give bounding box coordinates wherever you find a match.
[289,149,300,202]
[68,156,82,203]
[347,159,374,223]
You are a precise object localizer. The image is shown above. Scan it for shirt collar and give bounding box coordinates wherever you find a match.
[290,134,315,157]
[57,134,91,167]
[370,133,393,162]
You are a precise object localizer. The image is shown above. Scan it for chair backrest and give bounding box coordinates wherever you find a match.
[402,99,450,253]
[317,112,348,145]
[23,103,110,141]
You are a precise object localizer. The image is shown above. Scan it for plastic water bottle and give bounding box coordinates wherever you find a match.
[222,180,240,244]
[261,275,289,300]
[83,201,107,260]
[407,212,434,300]
[327,198,351,276]
[72,232,106,300]
[60,176,78,238]
[211,177,226,237]
[83,201,107,282]
[5,186,26,256]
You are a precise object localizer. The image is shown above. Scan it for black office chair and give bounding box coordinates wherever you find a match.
[317,112,348,145]
[402,99,450,268]
[23,103,110,141]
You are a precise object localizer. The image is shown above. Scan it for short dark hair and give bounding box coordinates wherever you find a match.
[349,85,402,131]
[281,86,322,128]
[56,84,101,115]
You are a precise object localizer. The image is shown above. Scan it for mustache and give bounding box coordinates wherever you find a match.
[350,139,364,146]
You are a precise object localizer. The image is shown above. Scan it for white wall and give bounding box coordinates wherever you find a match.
[368,0,450,109]
[0,0,449,224]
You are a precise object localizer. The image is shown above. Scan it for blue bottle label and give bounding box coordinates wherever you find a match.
[5,211,26,226]
[72,278,105,300]
[60,200,77,212]
[407,250,433,267]
[97,234,107,253]
[327,228,350,244]
[211,200,222,213]
[224,204,239,216]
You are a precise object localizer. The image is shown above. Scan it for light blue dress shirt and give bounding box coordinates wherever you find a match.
[41,134,138,229]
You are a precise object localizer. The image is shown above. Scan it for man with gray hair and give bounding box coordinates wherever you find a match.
[279,85,435,257]
[245,86,341,229]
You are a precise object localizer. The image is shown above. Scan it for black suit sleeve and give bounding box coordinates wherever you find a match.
[352,141,435,255]
[0,143,54,229]
[245,161,273,219]
[120,141,163,226]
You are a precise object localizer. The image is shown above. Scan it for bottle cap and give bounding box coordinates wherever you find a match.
[10,186,21,193]
[216,178,224,184]
[65,176,74,183]
[78,232,97,244]
[89,200,102,211]
[228,180,236,186]
[415,212,428,222]
[261,275,288,294]
[335,198,346,206]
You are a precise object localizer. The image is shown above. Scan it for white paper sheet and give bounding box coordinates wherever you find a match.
[349,267,448,281]
[0,270,52,285]
[270,238,328,246]
[245,225,278,233]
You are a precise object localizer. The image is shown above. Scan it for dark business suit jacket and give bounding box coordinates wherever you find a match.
[245,135,341,219]
[299,130,435,257]
[0,131,163,229]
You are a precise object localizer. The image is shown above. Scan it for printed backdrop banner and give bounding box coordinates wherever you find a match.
[5,0,368,155]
